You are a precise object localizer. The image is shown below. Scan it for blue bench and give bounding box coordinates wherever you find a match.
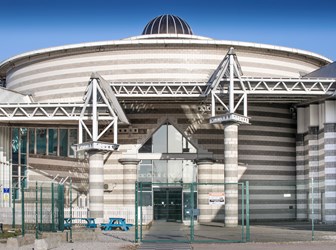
[100,217,133,231]
[64,217,97,229]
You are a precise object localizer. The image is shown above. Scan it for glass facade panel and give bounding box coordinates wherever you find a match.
[138,161,152,182]
[167,124,182,153]
[69,129,77,157]
[12,128,19,186]
[152,160,167,183]
[48,129,58,155]
[36,128,47,155]
[20,128,27,187]
[167,160,182,183]
[29,128,35,154]
[152,125,167,153]
[59,129,68,157]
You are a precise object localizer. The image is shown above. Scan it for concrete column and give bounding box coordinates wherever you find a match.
[324,100,336,223]
[88,150,105,223]
[195,158,215,222]
[224,123,238,227]
[296,133,307,220]
[119,158,140,206]
[296,107,308,219]
[307,126,320,221]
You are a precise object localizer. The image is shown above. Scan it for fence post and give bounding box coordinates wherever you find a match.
[21,179,25,236]
[190,182,194,242]
[135,181,138,243]
[58,184,65,231]
[312,177,314,241]
[51,182,55,232]
[69,178,73,243]
[241,182,245,242]
[40,185,43,232]
[12,187,15,229]
[35,182,38,239]
[245,181,250,242]
[140,182,143,241]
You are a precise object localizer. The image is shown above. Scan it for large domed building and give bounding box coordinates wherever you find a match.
[0,14,335,235]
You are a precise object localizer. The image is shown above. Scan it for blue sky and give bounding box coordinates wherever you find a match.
[1,0,335,62]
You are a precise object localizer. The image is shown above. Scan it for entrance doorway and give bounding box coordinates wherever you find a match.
[154,187,182,222]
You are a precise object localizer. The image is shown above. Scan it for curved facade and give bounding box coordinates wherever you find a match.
[1,36,330,102]
[0,15,336,226]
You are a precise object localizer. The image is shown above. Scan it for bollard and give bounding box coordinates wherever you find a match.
[0,223,3,233]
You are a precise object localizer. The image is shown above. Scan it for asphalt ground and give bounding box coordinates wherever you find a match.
[1,221,335,249]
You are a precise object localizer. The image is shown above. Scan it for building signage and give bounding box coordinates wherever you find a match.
[209,192,225,205]
[3,188,9,201]
[210,113,249,124]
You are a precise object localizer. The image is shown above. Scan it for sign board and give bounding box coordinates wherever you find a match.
[3,188,10,201]
[209,192,225,205]
[210,113,249,124]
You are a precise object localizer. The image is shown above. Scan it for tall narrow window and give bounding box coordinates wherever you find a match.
[59,129,68,157]
[48,129,58,155]
[36,129,47,155]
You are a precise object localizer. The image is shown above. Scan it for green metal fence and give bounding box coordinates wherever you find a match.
[135,181,250,243]
[11,181,64,238]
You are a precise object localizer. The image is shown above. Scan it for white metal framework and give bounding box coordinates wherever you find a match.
[109,79,335,97]
[0,47,335,130]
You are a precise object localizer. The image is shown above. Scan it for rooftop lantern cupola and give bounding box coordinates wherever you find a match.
[142,14,193,35]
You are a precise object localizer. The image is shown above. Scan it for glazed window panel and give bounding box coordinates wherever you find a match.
[138,161,152,182]
[152,125,167,153]
[29,128,35,154]
[167,124,182,153]
[68,129,77,157]
[48,129,58,155]
[36,128,47,155]
[152,160,167,183]
[59,129,68,157]
[167,160,182,183]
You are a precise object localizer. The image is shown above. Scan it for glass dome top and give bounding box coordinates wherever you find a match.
[142,14,193,35]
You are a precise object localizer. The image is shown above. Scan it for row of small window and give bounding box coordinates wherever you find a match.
[12,127,78,158]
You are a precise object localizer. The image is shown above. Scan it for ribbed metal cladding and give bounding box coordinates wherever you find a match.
[224,124,239,227]
[89,151,104,223]
[142,14,193,35]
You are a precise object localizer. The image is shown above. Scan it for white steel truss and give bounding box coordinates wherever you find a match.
[109,79,335,97]
[0,73,129,144]
[207,47,249,124]
[0,47,335,128]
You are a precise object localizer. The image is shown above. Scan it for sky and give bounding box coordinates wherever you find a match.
[0,0,336,62]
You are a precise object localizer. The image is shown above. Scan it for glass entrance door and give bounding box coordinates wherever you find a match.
[153,187,182,222]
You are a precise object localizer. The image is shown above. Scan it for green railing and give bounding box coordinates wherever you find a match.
[135,181,250,243]
[11,181,65,238]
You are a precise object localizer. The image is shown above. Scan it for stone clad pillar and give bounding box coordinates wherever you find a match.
[296,107,307,220]
[195,158,216,222]
[224,123,239,227]
[88,150,105,223]
[119,158,140,206]
[324,100,336,223]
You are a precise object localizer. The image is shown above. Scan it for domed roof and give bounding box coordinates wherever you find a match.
[142,14,193,35]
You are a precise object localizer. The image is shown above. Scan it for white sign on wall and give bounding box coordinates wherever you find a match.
[209,192,225,205]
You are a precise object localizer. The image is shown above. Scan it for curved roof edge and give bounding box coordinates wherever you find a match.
[123,34,212,40]
[0,36,332,74]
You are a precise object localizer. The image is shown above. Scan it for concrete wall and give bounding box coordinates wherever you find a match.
[100,102,297,221]
[296,100,336,223]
